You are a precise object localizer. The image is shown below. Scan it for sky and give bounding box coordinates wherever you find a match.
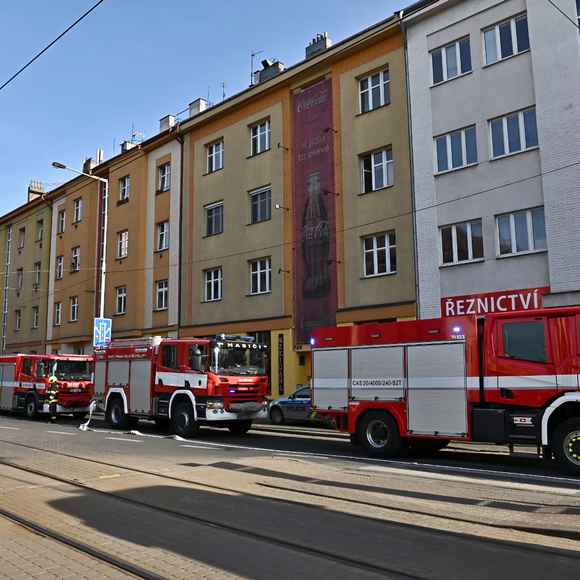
[0,0,401,215]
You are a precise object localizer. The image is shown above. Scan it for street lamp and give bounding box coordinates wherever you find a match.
[51,162,109,320]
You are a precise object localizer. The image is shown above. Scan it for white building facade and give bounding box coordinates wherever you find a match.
[404,0,580,318]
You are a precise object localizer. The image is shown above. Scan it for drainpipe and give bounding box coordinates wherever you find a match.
[176,126,185,338]
[1,224,12,353]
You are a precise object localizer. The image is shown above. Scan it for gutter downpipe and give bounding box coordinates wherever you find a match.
[175,126,185,338]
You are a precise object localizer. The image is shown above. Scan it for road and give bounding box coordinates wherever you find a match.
[0,413,578,580]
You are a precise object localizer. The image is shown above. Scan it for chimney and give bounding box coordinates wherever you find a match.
[27,180,44,202]
[159,114,176,132]
[255,59,285,84]
[120,141,137,153]
[189,98,209,118]
[82,157,96,174]
[306,32,332,59]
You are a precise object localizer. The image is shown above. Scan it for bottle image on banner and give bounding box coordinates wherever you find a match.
[301,170,330,299]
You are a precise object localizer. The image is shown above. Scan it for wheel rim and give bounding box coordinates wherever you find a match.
[26,401,35,417]
[366,419,391,449]
[176,410,190,432]
[111,405,122,425]
[563,430,580,466]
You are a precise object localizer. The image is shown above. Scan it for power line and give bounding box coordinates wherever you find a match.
[544,0,580,30]
[0,0,106,94]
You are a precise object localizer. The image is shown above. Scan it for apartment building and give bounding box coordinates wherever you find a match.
[404,0,580,318]
[0,185,51,353]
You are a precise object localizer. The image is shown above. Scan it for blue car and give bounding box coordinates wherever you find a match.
[268,386,313,424]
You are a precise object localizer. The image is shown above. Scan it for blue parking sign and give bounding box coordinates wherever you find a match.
[93,317,112,348]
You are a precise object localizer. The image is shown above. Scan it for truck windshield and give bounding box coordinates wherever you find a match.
[54,361,92,381]
[214,348,267,376]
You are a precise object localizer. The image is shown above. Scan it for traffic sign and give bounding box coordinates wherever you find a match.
[93,317,112,348]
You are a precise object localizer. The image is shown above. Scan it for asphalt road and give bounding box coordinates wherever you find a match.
[0,412,579,579]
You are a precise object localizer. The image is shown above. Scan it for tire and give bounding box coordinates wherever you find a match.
[350,432,361,446]
[553,417,580,476]
[24,396,38,420]
[409,439,450,456]
[105,397,129,430]
[357,410,403,458]
[228,420,252,436]
[269,406,285,425]
[155,417,171,430]
[171,401,198,438]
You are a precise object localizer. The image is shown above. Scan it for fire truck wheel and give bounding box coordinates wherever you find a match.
[228,420,253,435]
[24,396,38,420]
[358,410,403,457]
[554,417,580,475]
[106,397,129,430]
[171,401,199,438]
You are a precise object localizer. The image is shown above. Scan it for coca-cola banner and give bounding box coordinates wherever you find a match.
[441,287,550,317]
[293,78,337,345]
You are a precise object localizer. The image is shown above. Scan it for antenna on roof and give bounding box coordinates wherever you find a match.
[221,81,226,101]
[250,49,263,86]
[130,123,144,144]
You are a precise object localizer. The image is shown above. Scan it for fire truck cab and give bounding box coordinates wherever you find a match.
[0,353,94,418]
[94,335,269,437]
[311,307,580,474]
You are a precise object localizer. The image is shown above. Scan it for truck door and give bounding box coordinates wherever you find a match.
[20,358,35,390]
[0,362,16,410]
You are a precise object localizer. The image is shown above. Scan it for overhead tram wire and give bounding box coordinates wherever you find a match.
[544,0,580,30]
[0,0,106,94]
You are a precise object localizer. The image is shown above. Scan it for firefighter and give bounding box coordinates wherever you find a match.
[46,373,59,423]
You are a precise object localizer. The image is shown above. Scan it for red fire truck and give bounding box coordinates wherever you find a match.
[310,307,580,474]
[93,335,269,436]
[0,354,94,418]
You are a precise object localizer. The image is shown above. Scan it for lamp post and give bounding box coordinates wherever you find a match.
[51,162,109,319]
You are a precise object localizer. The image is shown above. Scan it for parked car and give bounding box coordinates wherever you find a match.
[269,387,314,425]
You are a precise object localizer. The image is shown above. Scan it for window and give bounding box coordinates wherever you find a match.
[21,358,33,375]
[33,262,41,287]
[294,387,311,399]
[70,296,79,322]
[434,125,477,173]
[54,302,62,326]
[158,162,171,192]
[250,187,272,224]
[161,345,178,369]
[484,13,529,65]
[156,221,170,251]
[115,286,127,315]
[503,321,546,363]
[36,219,44,242]
[440,219,484,265]
[206,202,224,236]
[73,198,82,223]
[431,37,471,84]
[16,268,23,290]
[71,246,80,272]
[155,279,169,311]
[362,232,397,277]
[204,267,222,302]
[489,107,538,159]
[361,148,394,192]
[496,207,546,256]
[14,310,21,331]
[56,256,64,280]
[207,140,224,173]
[359,69,390,113]
[250,120,271,156]
[119,175,130,201]
[117,230,129,258]
[577,0,580,29]
[249,257,272,295]
[32,306,39,329]
[17,227,25,249]
[57,210,66,234]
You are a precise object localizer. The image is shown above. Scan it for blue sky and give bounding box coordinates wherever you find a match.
[0,0,401,215]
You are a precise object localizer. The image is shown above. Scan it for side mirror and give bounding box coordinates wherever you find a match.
[288,394,295,400]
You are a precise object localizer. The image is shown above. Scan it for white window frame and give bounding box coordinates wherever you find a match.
[250,187,272,224]
[71,246,80,272]
[119,175,130,201]
[430,36,471,85]
[16,268,23,290]
[17,227,25,249]
[33,262,41,286]
[15,309,21,331]
[359,68,390,113]
[204,267,223,302]
[250,120,271,156]
[36,219,44,242]
[70,296,79,322]
[54,302,62,326]
[249,257,272,295]
[361,148,394,193]
[483,13,529,66]
[115,286,127,315]
[156,221,170,251]
[440,220,484,265]
[117,230,129,259]
[496,207,546,257]
[32,306,39,329]
[434,125,478,174]
[207,140,224,173]
[155,279,169,311]
[362,232,396,278]
[159,162,171,192]
[56,256,64,280]
[73,198,83,223]
[57,210,66,234]
[205,202,224,236]
[489,107,538,160]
